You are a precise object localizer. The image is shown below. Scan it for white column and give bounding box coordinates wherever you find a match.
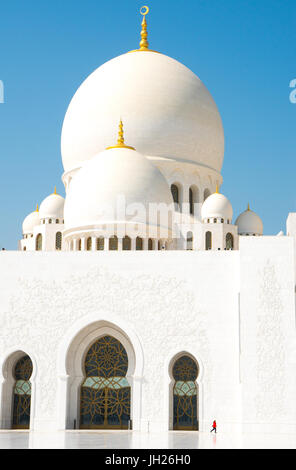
[118,238,123,251]
[81,237,87,251]
[182,184,190,215]
[131,238,136,251]
[92,237,96,251]
[143,239,148,251]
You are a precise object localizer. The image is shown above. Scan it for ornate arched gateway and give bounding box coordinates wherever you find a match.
[79,335,131,429]
[172,355,199,431]
[12,355,33,429]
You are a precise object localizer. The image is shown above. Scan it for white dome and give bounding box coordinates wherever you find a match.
[39,193,65,220]
[201,192,233,222]
[61,51,224,174]
[235,207,263,236]
[64,147,173,230]
[22,210,40,235]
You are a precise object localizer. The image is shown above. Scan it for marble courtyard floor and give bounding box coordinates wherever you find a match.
[0,430,296,449]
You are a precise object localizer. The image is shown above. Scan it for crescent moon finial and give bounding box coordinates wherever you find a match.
[140,5,149,16]
[139,6,150,50]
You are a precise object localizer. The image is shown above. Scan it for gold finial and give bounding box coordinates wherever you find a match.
[129,6,159,54]
[139,6,149,51]
[117,119,124,146]
[247,203,250,211]
[106,120,135,151]
[216,184,219,193]
[53,186,57,195]
[36,204,39,212]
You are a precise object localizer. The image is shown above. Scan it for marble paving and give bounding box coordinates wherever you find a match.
[0,430,295,449]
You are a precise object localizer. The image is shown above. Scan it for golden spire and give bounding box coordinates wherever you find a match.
[247,203,250,211]
[129,6,159,53]
[216,184,219,194]
[53,186,57,195]
[106,120,135,150]
[36,204,39,212]
[117,119,124,146]
[139,6,149,51]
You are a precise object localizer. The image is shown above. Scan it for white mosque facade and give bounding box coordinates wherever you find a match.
[1,8,296,435]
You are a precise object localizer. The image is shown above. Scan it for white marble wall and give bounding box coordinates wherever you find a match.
[0,238,295,433]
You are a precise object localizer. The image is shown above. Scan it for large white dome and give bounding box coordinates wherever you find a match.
[64,147,173,230]
[61,51,224,174]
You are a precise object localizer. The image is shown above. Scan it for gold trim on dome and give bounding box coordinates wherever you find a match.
[106,120,135,151]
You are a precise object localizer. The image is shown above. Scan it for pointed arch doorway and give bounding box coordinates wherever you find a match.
[172,355,199,431]
[12,355,33,429]
[79,335,131,429]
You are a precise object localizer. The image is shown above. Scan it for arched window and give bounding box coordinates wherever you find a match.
[122,236,131,251]
[189,188,194,215]
[87,237,92,251]
[204,189,211,201]
[35,234,42,251]
[148,239,154,251]
[214,218,217,224]
[80,336,130,429]
[187,232,193,250]
[97,237,104,251]
[136,237,143,251]
[171,184,179,205]
[49,219,52,224]
[12,355,33,429]
[172,355,199,431]
[205,231,212,250]
[189,186,199,216]
[109,236,118,251]
[226,233,234,250]
[55,232,62,251]
[78,239,82,251]
[158,240,165,250]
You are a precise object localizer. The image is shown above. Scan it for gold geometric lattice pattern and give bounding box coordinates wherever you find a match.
[80,336,130,429]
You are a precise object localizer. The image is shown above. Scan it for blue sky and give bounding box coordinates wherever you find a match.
[0,0,295,249]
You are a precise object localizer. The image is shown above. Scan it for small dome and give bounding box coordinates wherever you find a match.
[201,192,233,222]
[64,147,173,230]
[39,191,65,220]
[22,209,40,235]
[235,206,263,236]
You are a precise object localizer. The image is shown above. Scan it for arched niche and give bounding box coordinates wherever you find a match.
[58,319,143,431]
[189,185,200,216]
[167,351,202,432]
[0,350,36,430]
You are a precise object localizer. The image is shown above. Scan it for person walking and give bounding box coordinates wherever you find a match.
[210,420,217,433]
